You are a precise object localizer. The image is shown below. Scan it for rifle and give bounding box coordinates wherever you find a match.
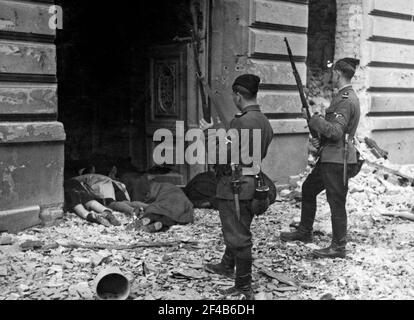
[284,38,319,139]
[190,2,211,122]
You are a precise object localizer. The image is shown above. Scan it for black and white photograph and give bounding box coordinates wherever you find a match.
[1,0,414,307]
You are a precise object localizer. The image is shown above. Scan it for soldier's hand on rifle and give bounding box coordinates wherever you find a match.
[199,118,214,131]
[306,111,322,121]
[310,138,321,149]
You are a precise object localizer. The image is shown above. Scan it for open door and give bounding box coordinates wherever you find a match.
[146,43,190,185]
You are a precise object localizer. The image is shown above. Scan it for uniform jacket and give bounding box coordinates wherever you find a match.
[309,85,360,164]
[215,105,274,200]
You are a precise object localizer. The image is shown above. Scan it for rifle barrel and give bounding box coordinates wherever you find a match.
[284,37,318,138]
[191,4,211,121]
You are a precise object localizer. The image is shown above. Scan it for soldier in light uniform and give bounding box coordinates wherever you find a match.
[200,74,273,299]
[280,58,361,259]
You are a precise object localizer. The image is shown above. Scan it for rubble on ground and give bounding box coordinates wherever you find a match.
[1,139,414,300]
[280,161,414,218]
[280,139,414,221]
[1,167,414,301]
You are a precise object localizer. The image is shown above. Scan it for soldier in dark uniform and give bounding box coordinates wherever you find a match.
[200,74,273,299]
[280,58,361,259]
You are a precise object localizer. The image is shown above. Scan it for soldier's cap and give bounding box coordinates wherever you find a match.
[233,74,261,95]
[334,58,360,74]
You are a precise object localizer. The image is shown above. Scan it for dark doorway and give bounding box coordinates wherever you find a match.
[56,0,194,179]
[307,0,336,102]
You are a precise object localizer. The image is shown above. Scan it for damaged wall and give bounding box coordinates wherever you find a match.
[306,0,365,123]
[335,0,369,135]
[307,0,414,165]
[307,0,336,101]
[0,0,64,232]
[333,0,414,164]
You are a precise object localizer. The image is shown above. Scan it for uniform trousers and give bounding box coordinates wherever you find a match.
[218,199,254,261]
[299,162,359,249]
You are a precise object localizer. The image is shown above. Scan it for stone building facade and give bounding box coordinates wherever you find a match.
[0,0,63,232]
[1,0,413,232]
[339,0,414,164]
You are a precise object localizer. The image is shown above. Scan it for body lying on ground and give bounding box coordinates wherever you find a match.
[64,173,143,228]
[120,173,195,232]
[64,171,194,233]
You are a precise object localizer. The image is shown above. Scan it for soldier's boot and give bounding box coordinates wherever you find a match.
[220,258,254,300]
[220,275,254,300]
[313,218,346,259]
[280,226,313,243]
[205,249,235,279]
[312,245,346,259]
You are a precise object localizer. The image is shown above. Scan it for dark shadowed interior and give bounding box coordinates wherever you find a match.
[56,0,192,179]
[307,0,336,99]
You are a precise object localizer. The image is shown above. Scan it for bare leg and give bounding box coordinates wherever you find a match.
[85,200,112,213]
[73,204,91,220]
[72,204,111,227]
[85,200,122,226]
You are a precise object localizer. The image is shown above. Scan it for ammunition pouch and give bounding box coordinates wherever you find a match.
[251,198,269,217]
[349,150,364,179]
[251,173,270,216]
[254,187,269,200]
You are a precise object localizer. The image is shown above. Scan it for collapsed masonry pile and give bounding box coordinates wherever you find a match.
[347,163,414,219]
[307,68,334,102]
[280,138,414,220]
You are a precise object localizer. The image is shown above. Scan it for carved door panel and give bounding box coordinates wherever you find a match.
[146,44,188,184]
